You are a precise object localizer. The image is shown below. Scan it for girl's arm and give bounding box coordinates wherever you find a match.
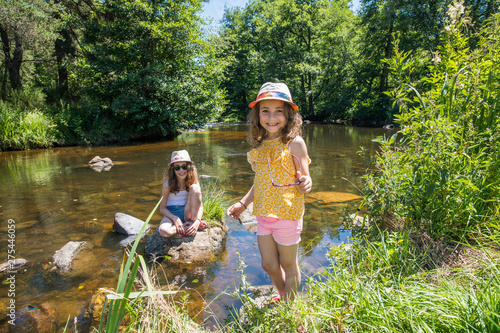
[159,181,185,234]
[226,186,254,219]
[289,136,312,193]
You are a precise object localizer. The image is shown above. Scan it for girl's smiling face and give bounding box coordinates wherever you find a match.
[173,161,188,180]
[259,99,287,139]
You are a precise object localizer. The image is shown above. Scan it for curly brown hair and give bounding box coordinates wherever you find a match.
[164,162,199,194]
[247,101,303,148]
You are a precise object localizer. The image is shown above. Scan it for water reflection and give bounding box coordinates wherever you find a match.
[0,124,389,331]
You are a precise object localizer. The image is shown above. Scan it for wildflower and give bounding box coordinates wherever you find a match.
[448,0,465,23]
[432,52,442,65]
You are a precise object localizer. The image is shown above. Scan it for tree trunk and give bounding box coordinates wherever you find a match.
[10,33,23,90]
[55,35,69,98]
[1,61,7,100]
[301,75,306,111]
[53,1,70,99]
[0,24,23,90]
[379,18,393,93]
[308,73,313,115]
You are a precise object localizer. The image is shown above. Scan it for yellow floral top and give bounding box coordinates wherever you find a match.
[247,137,311,220]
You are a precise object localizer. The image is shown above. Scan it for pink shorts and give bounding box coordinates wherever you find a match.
[256,216,303,246]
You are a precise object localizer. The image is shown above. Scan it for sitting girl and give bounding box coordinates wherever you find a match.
[158,150,206,238]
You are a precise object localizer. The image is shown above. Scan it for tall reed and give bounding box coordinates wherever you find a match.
[97,198,178,332]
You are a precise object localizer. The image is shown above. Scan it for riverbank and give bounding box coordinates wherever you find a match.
[227,231,499,332]
[101,221,499,332]
[0,108,395,152]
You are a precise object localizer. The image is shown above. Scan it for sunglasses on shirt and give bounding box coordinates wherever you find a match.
[173,164,188,171]
[266,154,302,187]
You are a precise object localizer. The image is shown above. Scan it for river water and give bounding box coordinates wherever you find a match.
[0,123,389,331]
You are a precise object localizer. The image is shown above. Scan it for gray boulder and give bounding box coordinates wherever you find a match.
[145,225,228,264]
[52,241,85,272]
[114,213,151,235]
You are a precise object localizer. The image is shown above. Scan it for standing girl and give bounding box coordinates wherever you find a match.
[159,150,206,238]
[227,82,312,302]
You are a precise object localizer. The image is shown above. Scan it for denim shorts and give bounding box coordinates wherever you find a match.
[165,205,186,223]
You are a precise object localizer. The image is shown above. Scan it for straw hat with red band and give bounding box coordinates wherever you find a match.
[248,82,299,111]
[169,150,192,166]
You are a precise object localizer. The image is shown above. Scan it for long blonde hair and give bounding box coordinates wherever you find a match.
[164,162,199,193]
[247,101,303,148]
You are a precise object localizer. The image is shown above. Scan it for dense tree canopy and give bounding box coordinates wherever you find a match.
[220,0,357,120]
[0,0,62,94]
[0,0,498,148]
[220,0,498,122]
[71,0,227,140]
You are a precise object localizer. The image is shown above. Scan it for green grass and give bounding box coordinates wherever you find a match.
[223,234,500,333]
[201,179,226,227]
[0,105,58,150]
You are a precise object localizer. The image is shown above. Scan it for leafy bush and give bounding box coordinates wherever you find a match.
[8,87,47,112]
[363,5,500,242]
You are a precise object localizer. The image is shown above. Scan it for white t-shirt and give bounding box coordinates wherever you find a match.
[164,180,189,206]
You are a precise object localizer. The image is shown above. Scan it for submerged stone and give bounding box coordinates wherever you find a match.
[306,191,362,204]
[4,302,59,333]
[0,258,27,273]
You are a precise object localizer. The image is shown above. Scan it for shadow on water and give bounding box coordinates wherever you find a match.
[0,124,391,331]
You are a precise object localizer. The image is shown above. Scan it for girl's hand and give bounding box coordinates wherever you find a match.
[296,170,312,193]
[226,202,246,219]
[184,219,200,236]
[174,218,185,235]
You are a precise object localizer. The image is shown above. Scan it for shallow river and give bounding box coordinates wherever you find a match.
[0,123,389,331]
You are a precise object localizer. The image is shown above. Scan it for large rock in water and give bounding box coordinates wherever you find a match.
[88,156,114,172]
[52,241,86,272]
[114,213,151,235]
[145,225,229,264]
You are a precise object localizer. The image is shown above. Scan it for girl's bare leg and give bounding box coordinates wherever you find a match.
[158,217,177,238]
[258,234,286,299]
[185,183,203,223]
[276,242,300,301]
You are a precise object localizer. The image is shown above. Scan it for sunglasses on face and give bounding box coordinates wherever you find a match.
[173,164,188,171]
[266,154,302,187]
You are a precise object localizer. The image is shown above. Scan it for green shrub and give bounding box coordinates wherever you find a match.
[363,5,500,242]
[8,86,46,112]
